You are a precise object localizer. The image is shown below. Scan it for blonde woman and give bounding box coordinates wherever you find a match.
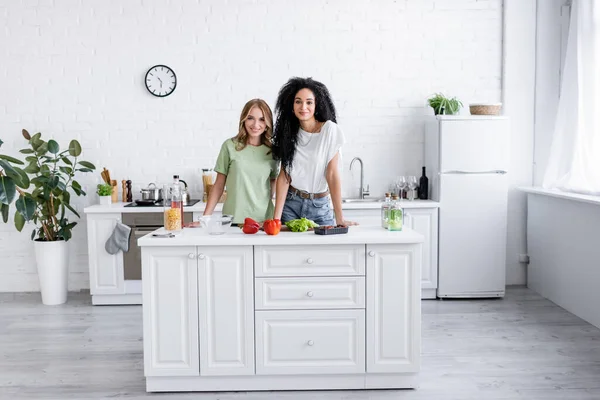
[203,99,278,225]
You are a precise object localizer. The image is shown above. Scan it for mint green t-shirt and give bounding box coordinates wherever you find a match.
[214,139,279,224]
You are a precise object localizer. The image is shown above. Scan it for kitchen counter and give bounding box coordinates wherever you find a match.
[138,225,424,247]
[83,199,439,213]
[139,225,423,392]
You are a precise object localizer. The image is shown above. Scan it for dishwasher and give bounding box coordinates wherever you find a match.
[122,212,193,280]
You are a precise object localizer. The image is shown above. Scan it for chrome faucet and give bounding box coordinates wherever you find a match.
[350,157,370,199]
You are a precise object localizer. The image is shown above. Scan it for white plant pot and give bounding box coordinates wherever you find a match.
[34,239,69,305]
[99,195,111,206]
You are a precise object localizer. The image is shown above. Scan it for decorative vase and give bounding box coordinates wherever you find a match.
[99,195,111,206]
[33,239,69,305]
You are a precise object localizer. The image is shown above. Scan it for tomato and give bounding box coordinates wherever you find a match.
[263,219,281,236]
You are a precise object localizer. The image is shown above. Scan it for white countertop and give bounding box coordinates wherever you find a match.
[520,187,600,207]
[83,199,439,214]
[138,225,424,247]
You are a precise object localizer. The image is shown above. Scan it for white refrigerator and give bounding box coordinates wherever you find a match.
[425,116,510,298]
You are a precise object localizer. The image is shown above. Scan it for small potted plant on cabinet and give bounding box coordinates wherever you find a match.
[0,130,96,305]
[97,183,112,206]
[427,93,463,115]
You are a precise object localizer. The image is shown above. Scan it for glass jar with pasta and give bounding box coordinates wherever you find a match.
[163,179,183,232]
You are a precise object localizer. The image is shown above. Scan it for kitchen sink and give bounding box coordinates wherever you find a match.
[342,198,384,203]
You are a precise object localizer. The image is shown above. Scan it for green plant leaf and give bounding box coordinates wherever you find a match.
[77,168,93,173]
[9,166,30,189]
[22,129,31,140]
[15,195,36,221]
[24,162,40,174]
[60,190,70,205]
[68,140,82,157]
[0,154,25,165]
[72,180,82,191]
[0,159,17,176]
[63,201,80,218]
[36,142,48,156]
[0,176,17,204]
[59,166,73,175]
[19,149,34,154]
[14,211,25,232]
[61,157,73,166]
[31,229,36,240]
[47,140,60,154]
[77,161,95,170]
[1,203,8,223]
[0,139,3,147]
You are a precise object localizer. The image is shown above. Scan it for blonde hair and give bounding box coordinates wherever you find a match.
[234,99,273,151]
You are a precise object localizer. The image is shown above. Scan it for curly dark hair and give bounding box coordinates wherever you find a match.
[272,77,337,176]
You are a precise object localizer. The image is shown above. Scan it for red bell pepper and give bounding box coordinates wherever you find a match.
[263,219,281,236]
[242,218,260,234]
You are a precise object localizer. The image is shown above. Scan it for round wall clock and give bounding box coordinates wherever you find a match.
[145,65,177,97]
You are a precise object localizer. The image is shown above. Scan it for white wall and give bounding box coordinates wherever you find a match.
[502,0,536,285]
[0,0,504,292]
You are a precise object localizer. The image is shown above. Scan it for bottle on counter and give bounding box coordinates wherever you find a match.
[381,192,391,229]
[418,166,429,200]
[388,194,403,231]
[164,175,184,231]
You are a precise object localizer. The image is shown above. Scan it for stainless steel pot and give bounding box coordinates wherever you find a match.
[140,183,162,201]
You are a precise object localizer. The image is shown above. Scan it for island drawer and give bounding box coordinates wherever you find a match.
[255,309,365,375]
[255,277,365,310]
[254,245,365,277]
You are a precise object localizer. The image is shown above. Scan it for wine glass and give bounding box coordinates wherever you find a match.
[407,176,418,200]
[395,176,407,200]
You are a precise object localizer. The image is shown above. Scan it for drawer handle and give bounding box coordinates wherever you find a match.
[188,253,195,259]
[306,258,314,264]
[198,253,205,260]
[306,291,314,297]
[368,251,375,257]
[307,340,314,346]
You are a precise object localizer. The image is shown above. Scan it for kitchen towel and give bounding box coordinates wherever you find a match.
[105,222,132,255]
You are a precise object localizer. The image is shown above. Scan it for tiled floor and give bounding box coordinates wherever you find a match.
[1,287,599,399]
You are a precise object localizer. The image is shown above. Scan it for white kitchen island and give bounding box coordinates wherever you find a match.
[138,225,424,392]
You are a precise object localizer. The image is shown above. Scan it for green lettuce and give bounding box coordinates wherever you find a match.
[285,218,319,232]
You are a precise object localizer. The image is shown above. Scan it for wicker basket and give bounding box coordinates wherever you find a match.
[469,103,502,116]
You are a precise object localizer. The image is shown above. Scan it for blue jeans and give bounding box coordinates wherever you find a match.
[281,191,335,226]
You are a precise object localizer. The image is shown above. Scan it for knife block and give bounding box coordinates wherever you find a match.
[110,180,118,203]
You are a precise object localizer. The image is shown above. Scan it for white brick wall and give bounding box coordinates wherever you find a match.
[0,0,503,292]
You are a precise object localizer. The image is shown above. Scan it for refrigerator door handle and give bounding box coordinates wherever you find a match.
[439,170,507,175]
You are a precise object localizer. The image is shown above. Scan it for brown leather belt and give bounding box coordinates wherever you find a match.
[288,185,329,200]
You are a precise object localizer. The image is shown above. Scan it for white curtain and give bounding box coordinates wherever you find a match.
[542,0,600,195]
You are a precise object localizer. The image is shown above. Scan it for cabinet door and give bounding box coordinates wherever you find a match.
[405,208,438,296]
[86,213,124,295]
[198,246,254,376]
[256,310,365,375]
[366,244,421,373]
[142,247,199,377]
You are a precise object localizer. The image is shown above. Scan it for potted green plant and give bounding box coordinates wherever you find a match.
[427,93,463,115]
[0,129,96,305]
[97,183,112,206]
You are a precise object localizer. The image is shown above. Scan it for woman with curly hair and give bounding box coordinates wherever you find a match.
[203,99,279,225]
[271,77,355,227]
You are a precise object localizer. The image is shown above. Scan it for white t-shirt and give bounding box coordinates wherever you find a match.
[289,120,345,193]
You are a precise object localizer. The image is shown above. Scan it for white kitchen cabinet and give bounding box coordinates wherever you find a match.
[255,244,365,277]
[255,276,366,310]
[255,309,365,375]
[404,209,439,299]
[197,246,255,376]
[86,213,125,297]
[142,247,199,377]
[366,244,421,373]
[343,207,439,299]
